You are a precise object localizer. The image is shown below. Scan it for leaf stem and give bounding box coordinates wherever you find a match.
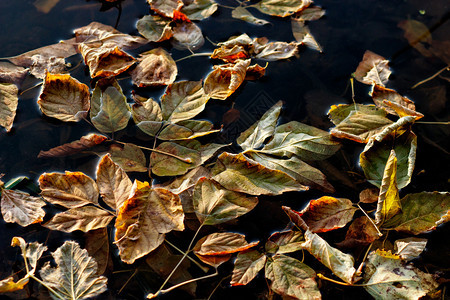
[357,204,383,237]
[165,239,209,273]
[175,52,213,63]
[114,141,192,163]
[411,64,449,89]
[416,121,450,125]
[29,274,66,300]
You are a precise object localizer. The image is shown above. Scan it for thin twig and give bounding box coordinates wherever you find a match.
[416,121,450,125]
[411,65,450,89]
[19,82,43,96]
[165,239,209,273]
[357,204,383,237]
[175,52,213,62]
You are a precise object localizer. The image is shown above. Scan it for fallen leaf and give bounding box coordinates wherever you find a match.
[40,241,108,299]
[171,21,205,51]
[85,228,110,275]
[158,120,220,140]
[148,0,183,18]
[253,40,299,61]
[265,254,320,300]
[297,196,357,233]
[0,83,18,132]
[395,237,427,261]
[255,0,313,18]
[0,62,28,87]
[0,276,29,293]
[359,187,379,204]
[193,178,258,225]
[265,230,304,254]
[109,143,148,172]
[291,18,322,52]
[295,6,325,21]
[131,48,177,87]
[353,50,391,86]
[1,189,46,226]
[37,73,90,122]
[398,20,433,58]
[371,84,421,118]
[38,133,108,158]
[231,250,266,286]
[232,6,270,26]
[336,216,380,248]
[131,95,163,137]
[181,0,218,20]
[136,15,173,42]
[193,232,258,258]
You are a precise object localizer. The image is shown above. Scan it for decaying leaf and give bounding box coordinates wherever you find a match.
[114,180,184,264]
[136,15,173,43]
[371,84,422,118]
[171,21,205,51]
[253,40,299,61]
[158,120,220,140]
[131,48,177,87]
[359,187,379,204]
[38,133,108,158]
[353,50,391,86]
[40,241,108,299]
[265,230,304,254]
[231,250,266,286]
[1,189,46,226]
[265,254,320,300]
[193,178,258,225]
[232,7,270,26]
[363,250,438,300]
[181,0,218,20]
[0,83,18,132]
[37,73,90,122]
[0,276,29,293]
[109,143,148,172]
[395,237,427,261]
[291,18,322,52]
[148,0,183,18]
[255,0,313,18]
[85,228,110,275]
[336,216,381,248]
[295,6,326,21]
[398,20,433,58]
[0,62,28,87]
[297,196,357,233]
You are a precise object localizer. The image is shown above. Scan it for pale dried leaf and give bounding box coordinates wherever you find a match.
[109,143,148,172]
[232,6,270,26]
[172,21,205,51]
[231,250,266,286]
[0,83,18,132]
[353,50,391,86]
[1,189,46,226]
[131,48,177,87]
[395,237,427,261]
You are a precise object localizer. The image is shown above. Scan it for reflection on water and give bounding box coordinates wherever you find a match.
[0,0,448,299]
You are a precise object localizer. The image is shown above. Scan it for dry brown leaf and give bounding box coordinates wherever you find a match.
[85,228,111,275]
[354,50,391,86]
[131,48,177,87]
[148,0,183,18]
[253,40,299,61]
[38,133,108,158]
[336,216,381,248]
[371,84,423,119]
[0,62,28,87]
[359,187,379,204]
[0,83,18,132]
[172,21,205,51]
[1,189,46,226]
[109,143,148,172]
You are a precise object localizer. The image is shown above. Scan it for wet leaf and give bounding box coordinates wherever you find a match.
[353,50,391,86]
[297,196,357,233]
[371,84,422,119]
[161,80,210,122]
[136,15,173,42]
[181,0,218,20]
[398,20,433,58]
[193,178,258,225]
[212,152,305,195]
[156,166,210,194]
[336,216,380,248]
[295,6,325,21]
[109,143,148,172]
[261,121,341,160]
[148,0,183,18]
[90,81,131,133]
[38,133,108,158]
[193,232,258,257]
[0,83,18,132]
[96,154,133,211]
[253,40,299,61]
[114,181,184,264]
[132,95,162,124]
[265,254,320,300]
[37,73,90,122]
[1,189,46,226]
[232,7,270,26]
[395,237,427,261]
[237,100,282,151]
[0,276,29,293]
[85,228,110,275]
[265,230,304,254]
[211,34,252,63]
[131,48,177,87]
[158,120,220,140]
[255,0,313,18]
[43,206,114,233]
[34,0,61,13]
[39,171,99,208]
[328,104,386,126]
[172,21,205,51]
[291,18,322,52]
[363,250,438,300]
[383,192,450,235]
[204,59,251,100]
[40,240,108,299]
[231,250,266,286]
[359,187,379,204]
[375,150,401,226]
[360,130,417,189]
[0,62,28,87]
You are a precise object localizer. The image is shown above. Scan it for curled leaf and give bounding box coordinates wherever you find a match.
[1,189,46,226]
[336,216,381,248]
[395,237,427,261]
[353,50,391,86]
[158,120,220,140]
[232,7,270,26]
[265,230,304,254]
[371,84,422,118]
[181,0,218,20]
[148,0,183,18]
[38,133,107,158]
[0,83,18,132]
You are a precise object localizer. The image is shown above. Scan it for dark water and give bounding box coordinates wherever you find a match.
[0,0,449,299]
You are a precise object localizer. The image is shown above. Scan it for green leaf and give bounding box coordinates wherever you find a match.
[131,96,162,124]
[260,121,341,160]
[363,250,438,300]
[193,178,258,225]
[212,152,305,195]
[230,250,266,286]
[0,83,18,132]
[265,230,304,254]
[136,15,172,42]
[109,143,148,172]
[255,0,313,17]
[237,100,282,151]
[265,254,321,300]
[158,120,220,140]
[375,150,401,226]
[181,0,218,20]
[360,130,417,189]
[383,192,450,234]
[40,241,108,300]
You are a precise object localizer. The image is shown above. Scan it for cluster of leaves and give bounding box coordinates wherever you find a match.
[0,0,448,299]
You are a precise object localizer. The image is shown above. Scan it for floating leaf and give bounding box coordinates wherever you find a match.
[136,15,173,42]
[363,250,438,300]
[43,206,114,233]
[360,130,417,189]
[336,216,380,248]
[193,232,258,256]
[193,178,258,225]
[38,134,108,158]
[109,143,148,172]
[39,171,99,208]
[211,35,252,63]
[265,254,320,300]
[131,48,177,87]
[148,0,182,18]
[85,228,110,275]
[237,100,282,151]
[328,103,387,126]
[204,59,250,100]
[265,230,304,254]
[297,196,357,233]
[398,20,433,58]
[1,189,46,226]
[255,0,313,17]
[231,250,266,286]
[158,120,220,140]
[0,62,28,87]
[172,21,205,51]
[371,84,421,118]
[375,150,401,226]
[212,152,305,195]
[96,154,133,211]
[114,181,184,264]
[395,237,427,261]
[353,50,391,86]
[0,276,29,293]
[40,241,108,299]
[0,83,18,132]
[383,192,450,235]
[37,73,90,122]
[132,96,162,124]
[232,6,270,26]
[291,18,322,52]
[253,40,299,61]
[295,6,326,21]
[359,187,379,204]
[181,0,218,20]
